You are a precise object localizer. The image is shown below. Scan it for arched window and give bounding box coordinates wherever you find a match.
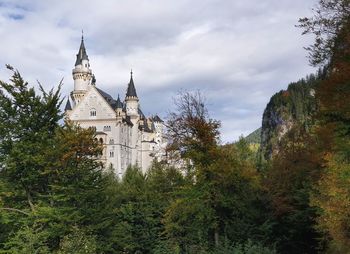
[110,151,114,157]
[99,138,103,144]
[90,108,96,117]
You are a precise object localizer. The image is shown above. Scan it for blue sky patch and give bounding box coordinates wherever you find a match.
[8,13,24,20]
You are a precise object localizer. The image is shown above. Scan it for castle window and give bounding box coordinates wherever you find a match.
[110,151,114,157]
[90,108,96,117]
[103,126,111,132]
[109,139,114,144]
[99,138,103,144]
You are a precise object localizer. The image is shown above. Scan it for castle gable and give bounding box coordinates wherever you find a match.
[69,86,116,121]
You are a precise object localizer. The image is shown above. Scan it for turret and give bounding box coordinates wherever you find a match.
[115,94,124,121]
[152,115,164,139]
[72,33,93,104]
[125,70,139,118]
[65,98,72,111]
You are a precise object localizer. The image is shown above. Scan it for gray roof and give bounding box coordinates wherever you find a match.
[153,115,163,123]
[65,98,72,111]
[126,72,137,97]
[96,88,118,109]
[116,94,123,109]
[75,36,89,66]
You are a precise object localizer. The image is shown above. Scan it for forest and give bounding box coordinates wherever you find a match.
[0,0,350,253]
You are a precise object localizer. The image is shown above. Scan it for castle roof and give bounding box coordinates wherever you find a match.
[65,98,72,111]
[153,115,163,123]
[126,71,137,97]
[75,35,89,66]
[115,94,123,109]
[96,88,118,109]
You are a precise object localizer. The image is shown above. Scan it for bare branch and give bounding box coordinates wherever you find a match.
[0,207,30,216]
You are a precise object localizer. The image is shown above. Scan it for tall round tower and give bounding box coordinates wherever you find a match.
[71,34,93,104]
[125,70,139,119]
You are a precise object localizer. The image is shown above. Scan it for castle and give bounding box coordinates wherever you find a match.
[64,36,166,176]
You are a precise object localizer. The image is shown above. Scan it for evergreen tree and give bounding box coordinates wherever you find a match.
[300,0,350,251]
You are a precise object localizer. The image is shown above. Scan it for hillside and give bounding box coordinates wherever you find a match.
[244,127,261,144]
[259,69,325,161]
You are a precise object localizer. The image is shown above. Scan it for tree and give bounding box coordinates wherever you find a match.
[300,1,350,251]
[0,66,63,250]
[58,226,97,254]
[265,125,325,253]
[298,0,350,66]
[0,65,62,212]
[166,90,220,169]
[2,223,50,254]
[164,92,271,252]
[0,67,108,252]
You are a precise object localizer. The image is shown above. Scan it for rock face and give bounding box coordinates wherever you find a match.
[259,72,324,161]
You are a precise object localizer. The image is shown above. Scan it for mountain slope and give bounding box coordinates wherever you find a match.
[259,70,325,161]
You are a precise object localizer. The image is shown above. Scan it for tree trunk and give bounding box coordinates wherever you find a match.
[214,228,219,247]
[26,191,35,212]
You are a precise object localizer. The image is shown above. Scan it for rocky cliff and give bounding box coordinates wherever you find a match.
[259,70,325,161]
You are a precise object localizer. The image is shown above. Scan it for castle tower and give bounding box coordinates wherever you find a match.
[71,34,93,104]
[115,94,124,121]
[125,70,139,119]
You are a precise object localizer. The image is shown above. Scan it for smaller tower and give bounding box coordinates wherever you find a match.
[72,33,93,104]
[64,98,72,113]
[153,115,164,142]
[115,94,124,121]
[125,70,139,119]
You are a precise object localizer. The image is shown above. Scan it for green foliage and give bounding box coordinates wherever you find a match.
[244,127,261,144]
[1,223,49,254]
[0,66,63,214]
[297,1,350,251]
[298,0,350,66]
[260,70,324,162]
[210,240,276,254]
[58,227,96,254]
[3,18,350,253]
[164,129,270,252]
[265,125,324,253]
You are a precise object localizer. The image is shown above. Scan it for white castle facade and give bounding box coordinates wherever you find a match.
[65,36,166,176]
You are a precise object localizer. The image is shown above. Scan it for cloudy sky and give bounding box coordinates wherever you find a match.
[0,0,318,143]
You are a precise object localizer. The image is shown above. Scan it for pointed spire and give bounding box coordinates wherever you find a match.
[126,69,137,98]
[65,98,72,111]
[116,94,123,108]
[153,114,163,123]
[75,32,89,66]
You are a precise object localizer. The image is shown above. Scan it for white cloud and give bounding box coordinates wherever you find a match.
[0,0,318,142]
